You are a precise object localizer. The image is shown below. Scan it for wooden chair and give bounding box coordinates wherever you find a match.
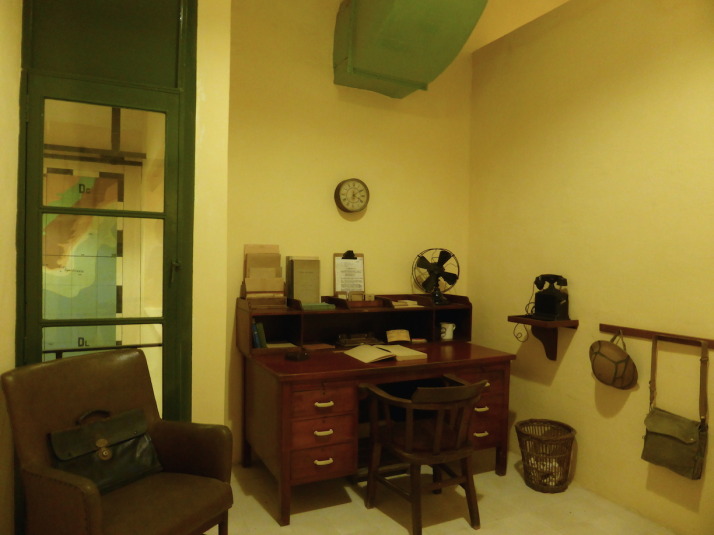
[1,349,233,535]
[361,376,489,535]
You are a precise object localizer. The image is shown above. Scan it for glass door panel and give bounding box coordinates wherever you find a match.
[43,99,165,212]
[42,215,163,319]
[40,98,166,399]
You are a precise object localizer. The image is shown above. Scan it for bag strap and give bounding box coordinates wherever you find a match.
[699,341,708,424]
[611,330,626,351]
[76,409,111,425]
[649,335,709,424]
[649,336,658,411]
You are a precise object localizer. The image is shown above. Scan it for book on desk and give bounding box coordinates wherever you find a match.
[343,344,427,363]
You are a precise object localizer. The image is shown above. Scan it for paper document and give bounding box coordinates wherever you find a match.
[344,344,427,363]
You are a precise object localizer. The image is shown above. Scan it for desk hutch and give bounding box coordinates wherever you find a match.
[236,294,515,525]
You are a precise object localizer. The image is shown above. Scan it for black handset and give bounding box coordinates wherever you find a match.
[534,274,568,290]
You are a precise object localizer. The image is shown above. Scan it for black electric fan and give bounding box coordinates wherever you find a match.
[412,248,460,305]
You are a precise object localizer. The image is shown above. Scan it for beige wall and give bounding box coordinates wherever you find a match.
[0,0,21,532]
[228,1,474,291]
[3,1,711,534]
[469,1,714,534]
[225,0,475,451]
[0,0,22,533]
[192,0,232,425]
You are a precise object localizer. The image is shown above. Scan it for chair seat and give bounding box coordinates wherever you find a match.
[102,472,232,535]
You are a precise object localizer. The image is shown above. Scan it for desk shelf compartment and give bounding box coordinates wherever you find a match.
[380,294,473,343]
[236,299,302,354]
[237,294,475,351]
[302,308,434,346]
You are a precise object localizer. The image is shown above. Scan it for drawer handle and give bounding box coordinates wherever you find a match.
[313,429,334,437]
[474,405,490,413]
[314,401,335,408]
[313,457,334,466]
[473,431,490,438]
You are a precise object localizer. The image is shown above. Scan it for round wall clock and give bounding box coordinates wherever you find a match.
[334,178,370,213]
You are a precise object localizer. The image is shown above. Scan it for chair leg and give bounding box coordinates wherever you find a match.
[432,464,442,494]
[218,514,228,535]
[365,442,382,508]
[461,457,480,529]
[409,464,422,535]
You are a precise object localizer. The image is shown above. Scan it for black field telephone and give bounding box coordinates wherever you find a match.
[532,274,569,321]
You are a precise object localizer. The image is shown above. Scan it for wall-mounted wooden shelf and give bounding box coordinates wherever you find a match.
[508,315,579,360]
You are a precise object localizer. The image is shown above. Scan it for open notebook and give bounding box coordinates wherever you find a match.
[344,344,427,363]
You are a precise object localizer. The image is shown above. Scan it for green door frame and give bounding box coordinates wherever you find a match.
[16,0,196,422]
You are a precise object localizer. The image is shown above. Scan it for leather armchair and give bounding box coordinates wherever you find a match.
[1,349,233,535]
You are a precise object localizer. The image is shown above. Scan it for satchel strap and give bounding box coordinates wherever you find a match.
[650,335,709,424]
[700,341,709,424]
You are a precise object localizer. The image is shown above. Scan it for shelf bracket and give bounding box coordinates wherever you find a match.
[508,315,579,360]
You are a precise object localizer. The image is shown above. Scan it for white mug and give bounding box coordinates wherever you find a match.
[440,322,456,341]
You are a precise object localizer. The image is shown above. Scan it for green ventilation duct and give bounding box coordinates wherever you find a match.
[333,0,488,99]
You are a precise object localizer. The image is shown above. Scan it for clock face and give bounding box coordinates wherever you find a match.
[334,178,370,213]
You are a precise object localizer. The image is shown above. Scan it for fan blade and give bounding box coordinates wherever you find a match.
[441,271,459,286]
[416,255,432,271]
[437,249,452,266]
[421,273,438,292]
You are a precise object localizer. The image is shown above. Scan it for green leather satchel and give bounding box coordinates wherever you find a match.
[641,336,709,480]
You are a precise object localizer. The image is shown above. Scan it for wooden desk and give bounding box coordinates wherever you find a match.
[241,341,515,526]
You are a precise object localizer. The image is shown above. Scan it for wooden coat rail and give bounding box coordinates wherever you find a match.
[599,324,714,348]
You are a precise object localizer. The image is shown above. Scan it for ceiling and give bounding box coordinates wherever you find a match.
[462,0,571,53]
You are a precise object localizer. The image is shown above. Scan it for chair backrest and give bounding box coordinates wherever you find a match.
[1,349,160,468]
[366,378,488,457]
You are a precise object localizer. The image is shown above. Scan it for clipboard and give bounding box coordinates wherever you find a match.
[333,251,365,295]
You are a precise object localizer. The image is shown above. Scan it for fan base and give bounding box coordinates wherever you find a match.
[432,289,450,305]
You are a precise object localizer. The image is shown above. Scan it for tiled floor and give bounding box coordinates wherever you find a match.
[208,452,676,535]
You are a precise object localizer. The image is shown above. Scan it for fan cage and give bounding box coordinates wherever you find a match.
[411,248,460,294]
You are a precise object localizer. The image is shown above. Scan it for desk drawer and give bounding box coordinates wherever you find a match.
[291,414,356,449]
[470,397,505,448]
[457,369,506,394]
[291,386,356,418]
[290,442,357,484]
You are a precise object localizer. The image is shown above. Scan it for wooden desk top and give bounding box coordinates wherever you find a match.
[247,342,515,383]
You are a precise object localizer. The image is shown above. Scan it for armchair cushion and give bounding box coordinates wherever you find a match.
[102,472,231,535]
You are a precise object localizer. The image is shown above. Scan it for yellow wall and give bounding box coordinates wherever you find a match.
[469,1,714,534]
[2,1,712,534]
[192,0,232,425]
[225,0,476,451]
[228,1,474,292]
[0,0,21,531]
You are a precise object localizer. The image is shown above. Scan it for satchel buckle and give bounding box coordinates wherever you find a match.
[95,438,113,461]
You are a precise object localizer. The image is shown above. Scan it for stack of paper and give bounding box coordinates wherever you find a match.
[242,244,285,304]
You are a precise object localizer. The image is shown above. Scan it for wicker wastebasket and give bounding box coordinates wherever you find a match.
[515,419,575,493]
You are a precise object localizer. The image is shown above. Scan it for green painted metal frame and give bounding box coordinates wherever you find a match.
[16,0,197,423]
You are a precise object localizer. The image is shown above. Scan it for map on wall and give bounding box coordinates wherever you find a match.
[42,171,123,355]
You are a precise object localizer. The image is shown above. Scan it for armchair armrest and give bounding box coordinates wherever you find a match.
[150,420,233,482]
[21,464,102,535]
